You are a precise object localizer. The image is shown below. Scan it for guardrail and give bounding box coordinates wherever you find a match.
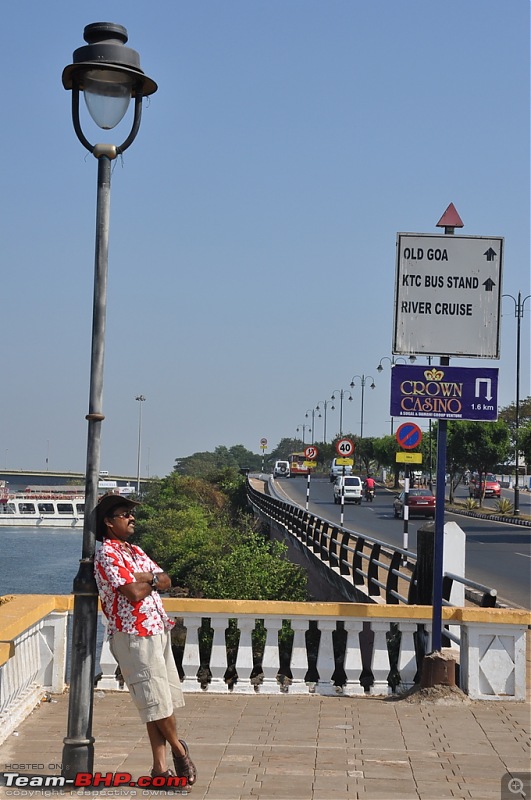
[247,478,498,609]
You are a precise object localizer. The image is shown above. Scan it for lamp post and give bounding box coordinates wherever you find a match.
[330,389,353,437]
[349,375,376,439]
[304,409,316,444]
[502,292,531,516]
[296,424,311,446]
[376,356,415,434]
[61,23,156,778]
[315,400,334,443]
[135,395,146,494]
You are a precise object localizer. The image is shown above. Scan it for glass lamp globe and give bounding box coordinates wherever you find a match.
[83,69,133,129]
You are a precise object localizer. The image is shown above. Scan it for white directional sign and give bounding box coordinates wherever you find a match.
[393,233,503,359]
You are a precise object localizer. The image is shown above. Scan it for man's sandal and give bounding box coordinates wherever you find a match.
[172,739,197,786]
[150,769,174,778]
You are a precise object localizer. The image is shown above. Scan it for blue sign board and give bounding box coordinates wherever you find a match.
[390,365,499,422]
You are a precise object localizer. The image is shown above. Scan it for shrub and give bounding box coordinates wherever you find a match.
[495,497,514,515]
[464,497,479,510]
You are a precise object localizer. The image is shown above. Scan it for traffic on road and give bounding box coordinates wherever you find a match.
[271,473,530,609]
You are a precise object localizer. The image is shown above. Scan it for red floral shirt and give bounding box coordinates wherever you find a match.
[94,538,174,637]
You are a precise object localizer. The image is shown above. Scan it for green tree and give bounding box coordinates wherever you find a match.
[373,435,408,488]
[519,424,531,468]
[445,420,511,506]
[135,472,307,600]
[355,437,377,475]
[174,444,261,477]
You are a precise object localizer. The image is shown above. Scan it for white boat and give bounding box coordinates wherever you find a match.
[0,489,85,528]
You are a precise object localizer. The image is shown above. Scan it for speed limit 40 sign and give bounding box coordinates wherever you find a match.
[335,438,354,457]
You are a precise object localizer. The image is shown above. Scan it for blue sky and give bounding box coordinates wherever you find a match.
[1,0,529,478]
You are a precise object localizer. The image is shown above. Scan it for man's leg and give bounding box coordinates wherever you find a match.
[146,720,170,775]
[146,716,187,776]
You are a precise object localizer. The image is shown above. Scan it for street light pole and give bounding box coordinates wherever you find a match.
[502,292,531,516]
[330,389,352,437]
[315,400,334,443]
[349,375,376,439]
[305,409,316,444]
[376,356,415,434]
[135,395,146,494]
[296,424,311,446]
[61,23,156,779]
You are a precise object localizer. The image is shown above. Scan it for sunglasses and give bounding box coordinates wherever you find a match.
[111,511,136,519]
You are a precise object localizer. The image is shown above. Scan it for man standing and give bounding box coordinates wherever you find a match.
[94,493,196,785]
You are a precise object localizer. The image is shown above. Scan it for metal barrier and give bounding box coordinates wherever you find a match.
[247,478,498,608]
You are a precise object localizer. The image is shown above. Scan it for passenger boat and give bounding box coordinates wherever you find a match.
[0,484,84,528]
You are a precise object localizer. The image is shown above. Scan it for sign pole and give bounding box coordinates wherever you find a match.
[302,446,318,511]
[403,463,410,554]
[432,410,447,652]
[431,208,457,653]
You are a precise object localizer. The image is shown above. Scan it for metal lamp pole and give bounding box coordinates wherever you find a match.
[135,394,146,494]
[315,400,334,443]
[502,292,530,516]
[349,375,376,439]
[330,389,352,437]
[376,357,414,434]
[296,424,311,446]
[305,409,316,444]
[61,23,156,778]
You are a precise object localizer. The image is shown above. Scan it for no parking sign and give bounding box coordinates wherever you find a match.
[395,422,422,450]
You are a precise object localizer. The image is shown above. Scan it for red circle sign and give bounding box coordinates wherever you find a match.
[335,438,354,457]
[396,422,422,450]
[304,446,318,460]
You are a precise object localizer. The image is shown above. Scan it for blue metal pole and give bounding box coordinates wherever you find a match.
[431,415,447,652]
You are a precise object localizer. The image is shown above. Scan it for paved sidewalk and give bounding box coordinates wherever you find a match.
[0,691,529,800]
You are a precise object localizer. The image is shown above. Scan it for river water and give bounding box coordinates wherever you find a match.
[0,526,84,595]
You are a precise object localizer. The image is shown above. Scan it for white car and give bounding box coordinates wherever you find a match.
[273,460,290,478]
[333,475,362,504]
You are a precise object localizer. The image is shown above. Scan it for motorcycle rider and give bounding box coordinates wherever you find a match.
[364,474,375,500]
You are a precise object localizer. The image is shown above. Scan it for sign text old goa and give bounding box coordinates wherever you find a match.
[393,233,503,359]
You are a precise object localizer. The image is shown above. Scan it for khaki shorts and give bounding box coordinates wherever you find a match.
[110,631,185,723]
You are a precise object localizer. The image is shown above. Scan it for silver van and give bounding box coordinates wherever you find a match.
[329,458,353,482]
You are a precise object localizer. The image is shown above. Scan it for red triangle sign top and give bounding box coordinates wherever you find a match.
[436,203,464,229]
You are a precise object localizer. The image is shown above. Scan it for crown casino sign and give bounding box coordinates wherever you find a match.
[390,364,499,422]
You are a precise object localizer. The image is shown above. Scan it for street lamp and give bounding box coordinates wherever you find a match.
[502,292,531,516]
[349,375,376,439]
[376,356,415,433]
[304,409,316,444]
[330,389,353,437]
[135,395,146,494]
[315,400,334,443]
[296,424,311,446]
[61,23,156,778]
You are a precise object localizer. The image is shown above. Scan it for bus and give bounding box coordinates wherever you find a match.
[288,452,310,476]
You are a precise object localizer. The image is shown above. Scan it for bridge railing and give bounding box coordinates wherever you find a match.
[1,594,529,746]
[247,478,498,609]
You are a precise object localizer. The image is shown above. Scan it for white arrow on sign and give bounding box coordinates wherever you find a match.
[475,378,492,400]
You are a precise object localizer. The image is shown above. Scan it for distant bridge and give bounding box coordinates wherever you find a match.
[0,469,147,489]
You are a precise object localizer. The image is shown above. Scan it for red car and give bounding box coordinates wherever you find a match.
[393,489,436,519]
[469,474,501,499]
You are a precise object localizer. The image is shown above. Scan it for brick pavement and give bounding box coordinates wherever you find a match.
[0,690,529,800]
